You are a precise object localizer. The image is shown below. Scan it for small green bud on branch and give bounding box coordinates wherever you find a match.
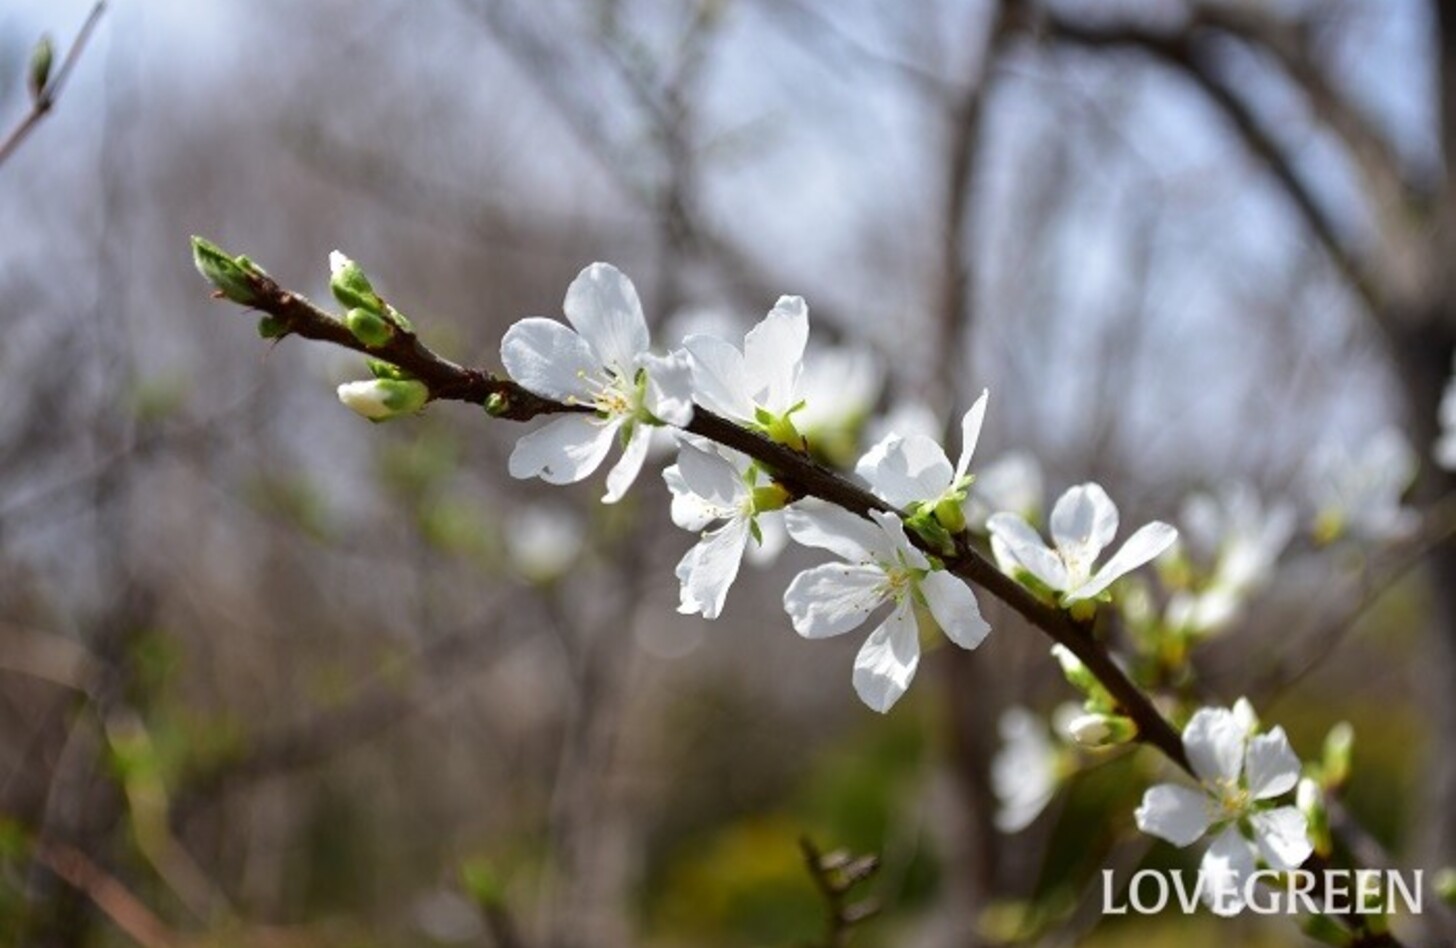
[28,36,54,103]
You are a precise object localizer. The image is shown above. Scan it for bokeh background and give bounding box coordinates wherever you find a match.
[1,0,1453,945]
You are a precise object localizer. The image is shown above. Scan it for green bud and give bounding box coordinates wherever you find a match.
[191,236,261,305]
[1434,867,1456,906]
[337,379,428,421]
[329,250,381,313]
[1066,712,1137,748]
[1067,598,1098,622]
[1322,722,1354,789]
[28,35,53,102]
[762,412,805,450]
[1300,912,1354,947]
[346,307,393,347]
[484,393,510,417]
[932,495,967,535]
[383,303,414,332]
[1298,777,1332,857]
[1050,644,1115,712]
[257,315,287,339]
[367,359,410,381]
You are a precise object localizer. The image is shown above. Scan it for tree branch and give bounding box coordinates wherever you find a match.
[0,2,106,169]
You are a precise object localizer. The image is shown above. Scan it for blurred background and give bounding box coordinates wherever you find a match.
[1,0,1453,945]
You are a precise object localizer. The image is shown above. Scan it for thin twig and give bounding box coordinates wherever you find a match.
[0,2,107,169]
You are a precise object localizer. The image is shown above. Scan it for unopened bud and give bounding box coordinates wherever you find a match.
[337,379,428,421]
[346,307,393,347]
[28,35,53,102]
[751,483,791,514]
[257,315,287,339]
[932,496,967,534]
[1066,713,1137,748]
[1298,777,1332,856]
[329,251,381,313]
[484,393,510,417]
[192,236,261,306]
[1322,722,1353,788]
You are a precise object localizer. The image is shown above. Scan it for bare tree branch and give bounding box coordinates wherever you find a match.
[0,3,107,169]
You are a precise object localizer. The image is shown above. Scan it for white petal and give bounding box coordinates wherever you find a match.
[986,513,1069,591]
[640,349,695,426]
[743,295,808,414]
[602,423,651,503]
[953,389,988,483]
[1064,521,1179,602]
[1050,483,1119,572]
[868,510,929,569]
[855,434,954,508]
[783,499,881,563]
[508,415,618,485]
[1201,826,1257,916]
[919,569,990,650]
[500,318,599,402]
[684,333,755,421]
[1183,707,1247,788]
[675,516,751,619]
[992,708,1057,832]
[1251,807,1312,871]
[664,464,717,531]
[783,563,887,639]
[1245,727,1301,800]
[851,599,920,713]
[1135,783,1213,847]
[676,441,748,509]
[562,262,649,375]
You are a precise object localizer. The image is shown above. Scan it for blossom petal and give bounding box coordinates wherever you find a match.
[1183,707,1247,788]
[640,349,695,426]
[676,441,748,510]
[562,262,648,375]
[602,422,651,503]
[992,708,1056,832]
[868,510,928,569]
[1251,806,1312,871]
[855,434,954,508]
[1201,826,1256,916]
[1135,783,1213,847]
[986,513,1069,591]
[1064,521,1179,602]
[743,295,808,414]
[784,500,882,563]
[919,569,990,650]
[500,317,599,402]
[1050,483,1119,573]
[508,415,618,485]
[675,516,751,619]
[851,599,920,713]
[664,464,717,531]
[1245,726,1301,800]
[684,333,755,421]
[783,562,887,639]
[953,389,988,483]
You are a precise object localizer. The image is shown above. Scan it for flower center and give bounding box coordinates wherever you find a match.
[572,368,642,419]
[1212,779,1251,821]
[881,565,915,604]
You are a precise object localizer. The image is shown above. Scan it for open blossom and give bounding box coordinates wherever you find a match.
[794,345,884,464]
[992,706,1064,833]
[501,263,692,503]
[857,391,988,535]
[1307,428,1418,542]
[782,500,990,712]
[1168,484,1295,635]
[1135,699,1312,915]
[665,441,788,619]
[683,296,809,442]
[987,483,1177,605]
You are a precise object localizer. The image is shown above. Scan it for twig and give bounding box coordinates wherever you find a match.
[0,2,107,169]
[33,840,182,948]
[799,837,880,947]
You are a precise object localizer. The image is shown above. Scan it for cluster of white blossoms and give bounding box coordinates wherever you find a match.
[473,263,1178,712]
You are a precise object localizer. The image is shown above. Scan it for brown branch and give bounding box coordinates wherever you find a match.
[799,837,880,948]
[0,2,107,169]
[208,265,1192,774]
[33,840,182,948]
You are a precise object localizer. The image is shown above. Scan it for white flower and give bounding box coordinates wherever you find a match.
[987,483,1178,604]
[1168,484,1295,635]
[505,505,585,583]
[856,391,988,533]
[782,500,990,712]
[683,296,809,440]
[1134,699,1312,915]
[664,441,788,619]
[1307,428,1418,542]
[337,379,428,421]
[992,707,1060,833]
[795,345,885,463]
[501,263,693,503]
[964,451,1043,531]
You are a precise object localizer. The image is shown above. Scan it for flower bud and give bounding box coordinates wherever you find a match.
[346,307,393,347]
[483,393,510,417]
[329,251,381,313]
[337,379,428,421]
[1322,722,1353,789]
[257,315,287,339]
[28,35,53,102]
[192,236,261,306]
[1065,712,1137,748]
[1298,777,1332,856]
[933,495,967,534]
